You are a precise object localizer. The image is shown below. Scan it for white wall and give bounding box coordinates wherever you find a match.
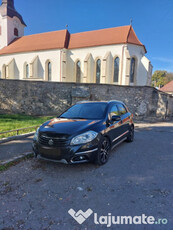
[0,49,61,81]
[0,44,151,85]
[0,16,25,49]
[0,14,8,49]
[65,44,149,86]
[7,16,25,45]
[66,44,123,84]
[127,44,148,86]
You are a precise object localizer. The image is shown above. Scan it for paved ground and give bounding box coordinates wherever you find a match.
[0,123,173,229]
[0,136,33,162]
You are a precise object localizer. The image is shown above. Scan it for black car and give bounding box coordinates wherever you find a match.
[33,101,134,165]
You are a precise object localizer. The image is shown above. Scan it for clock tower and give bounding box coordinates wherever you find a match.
[0,0,26,49]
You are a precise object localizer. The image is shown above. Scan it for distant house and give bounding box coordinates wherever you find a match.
[0,0,153,86]
[160,81,173,95]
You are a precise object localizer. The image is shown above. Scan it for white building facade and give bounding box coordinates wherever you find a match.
[0,0,153,86]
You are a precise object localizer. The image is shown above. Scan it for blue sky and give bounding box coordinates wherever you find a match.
[15,0,173,72]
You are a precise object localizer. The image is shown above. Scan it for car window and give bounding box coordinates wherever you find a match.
[117,103,127,116]
[109,104,119,118]
[60,103,107,120]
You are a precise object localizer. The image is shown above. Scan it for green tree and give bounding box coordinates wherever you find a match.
[151,70,169,87]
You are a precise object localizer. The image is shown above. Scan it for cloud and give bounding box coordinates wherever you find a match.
[152,57,173,63]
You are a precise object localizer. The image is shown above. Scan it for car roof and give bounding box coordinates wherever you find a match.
[77,100,125,105]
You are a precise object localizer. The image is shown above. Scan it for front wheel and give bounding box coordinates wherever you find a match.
[95,137,111,165]
[126,125,134,142]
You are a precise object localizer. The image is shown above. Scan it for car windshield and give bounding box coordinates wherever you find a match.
[60,103,107,120]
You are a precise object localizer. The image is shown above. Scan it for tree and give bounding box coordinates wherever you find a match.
[151,70,173,88]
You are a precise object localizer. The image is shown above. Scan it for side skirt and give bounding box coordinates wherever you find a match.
[111,137,127,151]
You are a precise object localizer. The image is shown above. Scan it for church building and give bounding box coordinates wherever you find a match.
[0,0,152,86]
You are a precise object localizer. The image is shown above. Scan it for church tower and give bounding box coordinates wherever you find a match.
[0,0,26,49]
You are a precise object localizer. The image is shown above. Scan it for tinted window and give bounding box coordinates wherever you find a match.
[117,103,127,115]
[109,104,119,118]
[60,103,107,120]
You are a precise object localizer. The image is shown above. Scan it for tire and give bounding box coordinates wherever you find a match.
[126,125,134,142]
[95,137,111,165]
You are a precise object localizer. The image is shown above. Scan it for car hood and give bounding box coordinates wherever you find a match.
[39,118,101,137]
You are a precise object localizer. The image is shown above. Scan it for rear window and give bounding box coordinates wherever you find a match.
[60,103,107,120]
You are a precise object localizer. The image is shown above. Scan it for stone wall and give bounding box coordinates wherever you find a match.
[0,79,172,121]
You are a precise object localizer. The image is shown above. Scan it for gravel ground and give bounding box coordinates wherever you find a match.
[0,124,173,230]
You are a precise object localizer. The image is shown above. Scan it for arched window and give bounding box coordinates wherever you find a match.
[45,60,52,81]
[96,59,101,83]
[130,57,136,83]
[113,57,120,83]
[76,61,81,83]
[48,62,52,81]
[14,28,18,37]
[26,64,29,78]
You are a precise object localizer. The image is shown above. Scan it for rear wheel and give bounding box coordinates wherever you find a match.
[126,125,134,142]
[95,137,111,165]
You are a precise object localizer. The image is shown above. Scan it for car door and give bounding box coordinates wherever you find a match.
[106,103,124,144]
[117,103,130,137]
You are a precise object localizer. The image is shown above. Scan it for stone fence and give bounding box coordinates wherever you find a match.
[0,79,172,121]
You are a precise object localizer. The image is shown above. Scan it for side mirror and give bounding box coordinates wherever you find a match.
[111,115,121,122]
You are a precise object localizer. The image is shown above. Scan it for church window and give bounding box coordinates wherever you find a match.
[96,59,101,83]
[45,60,52,81]
[14,28,18,36]
[113,57,120,83]
[48,62,52,81]
[76,61,81,83]
[26,64,29,78]
[130,57,136,83]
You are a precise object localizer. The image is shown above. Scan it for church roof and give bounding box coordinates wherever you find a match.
[0,0,26,26]
[0,30,70,55]
[0,25,146,55]
[160,81,173,93]
[68,25,146,52]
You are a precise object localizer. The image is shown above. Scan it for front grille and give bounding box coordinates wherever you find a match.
[38,134,69,147]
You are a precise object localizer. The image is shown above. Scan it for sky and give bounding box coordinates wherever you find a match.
[15,0,173,73]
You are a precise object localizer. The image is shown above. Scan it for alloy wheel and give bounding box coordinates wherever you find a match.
[100,138,110,163]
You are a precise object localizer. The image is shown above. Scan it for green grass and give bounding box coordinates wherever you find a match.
[0,114,54,139]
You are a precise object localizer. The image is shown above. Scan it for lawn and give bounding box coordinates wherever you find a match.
[0,114,54,139]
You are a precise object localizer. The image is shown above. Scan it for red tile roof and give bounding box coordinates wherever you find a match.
[160,81,173,93]
[68,25,146,52]
[0,25,146,55]
[0,30,69,55]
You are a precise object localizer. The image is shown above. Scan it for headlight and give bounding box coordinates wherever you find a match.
[34,128,39,141]
[70,131,98,145]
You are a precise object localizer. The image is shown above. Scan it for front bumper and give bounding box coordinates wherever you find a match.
[32,139,99,164]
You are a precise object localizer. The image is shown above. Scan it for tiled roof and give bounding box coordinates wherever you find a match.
[0,30,70,55]
[68,25,146,51]
[160,81,173,92]
[0,25,146,55]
